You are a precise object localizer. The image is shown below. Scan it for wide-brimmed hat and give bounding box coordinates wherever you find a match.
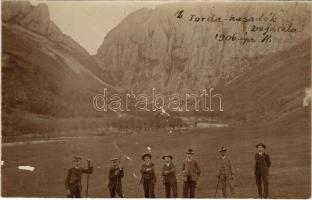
[141,153,152,160]
[186,149,194,154]
[73,156,81,161]
[256,143,266,149]
[218,146,227,152]
[162,154,173,160]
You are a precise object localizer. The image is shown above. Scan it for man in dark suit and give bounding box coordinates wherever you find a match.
[65,156,93,198]
[162,154,177,198]
[140,153,156,198]
[182,149,201,198]
[107,158,124,198]
[254,143,271,198]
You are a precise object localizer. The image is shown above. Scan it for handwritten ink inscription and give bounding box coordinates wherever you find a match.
[175,10,298,45]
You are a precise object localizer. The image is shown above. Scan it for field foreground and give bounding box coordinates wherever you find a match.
[1,119,310,198]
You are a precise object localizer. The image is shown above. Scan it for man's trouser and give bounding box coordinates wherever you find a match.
[255,173,269,198]
[164,182,177,198]
[67,186,81,198]
[143,179,155,198]
[183,176,196,198]
[109,183,123,198]
[219,174,235,198]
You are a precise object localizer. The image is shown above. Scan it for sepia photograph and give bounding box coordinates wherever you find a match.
[1,0,311,198]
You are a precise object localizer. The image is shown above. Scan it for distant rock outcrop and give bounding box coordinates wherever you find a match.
[3,2,50,35]
[2,1,90,56]
[20,3,50,35]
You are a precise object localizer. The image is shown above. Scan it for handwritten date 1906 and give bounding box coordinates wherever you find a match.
[215,33,271,45]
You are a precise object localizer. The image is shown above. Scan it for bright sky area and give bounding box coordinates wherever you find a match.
[30,1,165,55]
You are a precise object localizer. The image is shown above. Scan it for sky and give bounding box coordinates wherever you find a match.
[31,1,165,55]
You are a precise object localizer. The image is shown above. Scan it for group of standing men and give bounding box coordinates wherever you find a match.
[139,148,201,198]
[65,143,271,198]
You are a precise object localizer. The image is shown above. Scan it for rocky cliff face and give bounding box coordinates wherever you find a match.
[95,2,310,94]
[3,1,88,57]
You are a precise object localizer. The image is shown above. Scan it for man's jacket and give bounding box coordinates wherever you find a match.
[254,152,271,175]
[107,167,124,189]
[162,162,177,185]
[182,159,201,181]
[65,167,93,193]
[140,162,157,184]
[216,156,233,176]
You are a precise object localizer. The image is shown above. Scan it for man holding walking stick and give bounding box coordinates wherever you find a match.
[108,157,124,198]
[215,147,235,198]
[65,156,93,198]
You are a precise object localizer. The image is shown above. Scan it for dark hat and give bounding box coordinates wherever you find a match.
[111,157,119,162]
[141,153,152,160]
[218,146,227,152]
[162,154,173,160]
[73,156,81,161]
[186,149,194,154]
[256,143,266,149]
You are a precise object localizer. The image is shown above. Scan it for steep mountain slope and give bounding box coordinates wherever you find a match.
[220,38,311,123]
[2,1,122,136]
[95,2,310,94]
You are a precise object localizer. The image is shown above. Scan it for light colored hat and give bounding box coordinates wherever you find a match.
[218,147,227,152]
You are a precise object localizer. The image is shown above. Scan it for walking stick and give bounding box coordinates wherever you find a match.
[116,152,122,197]
[214,175,220,198]
[137,176,143,197]
[85,160,91,198]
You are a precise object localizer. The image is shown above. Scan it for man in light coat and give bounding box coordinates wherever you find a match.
[216,147,235,198]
